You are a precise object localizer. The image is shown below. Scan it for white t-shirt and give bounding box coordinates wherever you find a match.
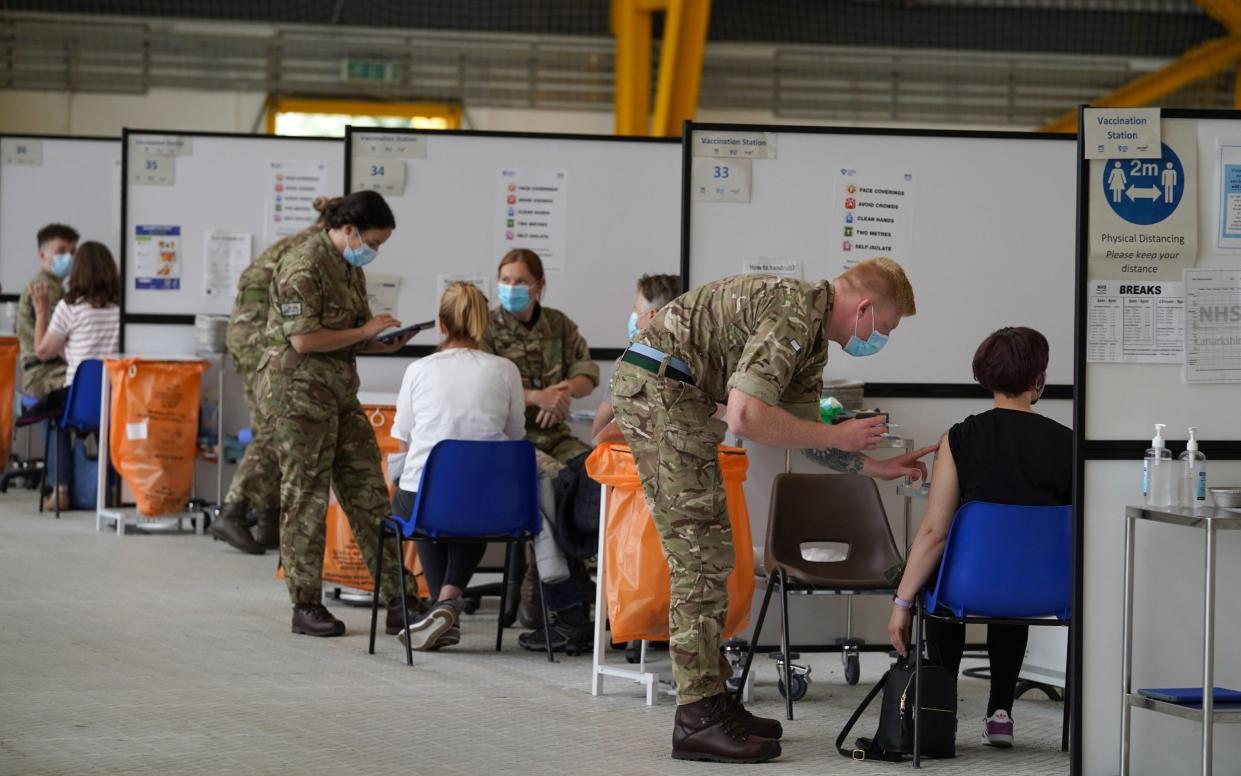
[392,348,526,493]
[46,300,120,387]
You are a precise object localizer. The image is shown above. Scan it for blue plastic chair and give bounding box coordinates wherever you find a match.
[911,501,1073,767]
[366,439,554,665]
[41,359,104,518]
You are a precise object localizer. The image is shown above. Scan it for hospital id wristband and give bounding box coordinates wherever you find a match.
[892,595,913,610]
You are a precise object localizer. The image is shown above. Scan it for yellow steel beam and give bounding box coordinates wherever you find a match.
[1042,34,1241,133]
[650,0,711,137]
[612,0,653,136]
[1197,0,1241,33]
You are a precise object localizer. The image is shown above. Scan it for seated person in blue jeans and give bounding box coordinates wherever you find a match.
[887,326,1071,749]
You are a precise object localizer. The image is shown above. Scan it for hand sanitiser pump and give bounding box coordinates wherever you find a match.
[1143,424,1173,507]
[1179,426,1207,508]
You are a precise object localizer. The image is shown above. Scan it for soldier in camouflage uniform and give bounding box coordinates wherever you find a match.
[16,224,77,399]
[211,205,331,556]
[610,259,935,763]
[257,191,425,638]
[479,249,599,632]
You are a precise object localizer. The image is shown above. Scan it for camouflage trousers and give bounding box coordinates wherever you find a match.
[224,366,280,510]
[259,365,409,607]
[528,422,591,467]
[611,361,735,705]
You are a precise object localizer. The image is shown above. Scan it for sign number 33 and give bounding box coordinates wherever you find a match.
[712,165,730,179]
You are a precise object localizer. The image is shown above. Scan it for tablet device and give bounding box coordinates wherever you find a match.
[1138,687,1241,704]
[377,320,436,345]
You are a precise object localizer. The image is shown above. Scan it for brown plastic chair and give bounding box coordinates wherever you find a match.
[733,473,903,720]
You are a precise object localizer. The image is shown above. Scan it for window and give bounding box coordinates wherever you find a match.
[267,98,461,137]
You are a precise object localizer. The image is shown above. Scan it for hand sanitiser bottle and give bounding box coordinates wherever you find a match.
[1143,424,1173,507]
[1179,426,1207,508]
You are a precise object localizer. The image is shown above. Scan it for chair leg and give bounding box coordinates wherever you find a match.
[396,533,412,667]
[496,541,511,652]
[54,428,64,519]
[38,423,49,514]
[1061,625,1072,753]
[735,574,776,700]
[913,604,924,769]
[536,542,555,663]
[778,569,793,721]
[368,523,386,656]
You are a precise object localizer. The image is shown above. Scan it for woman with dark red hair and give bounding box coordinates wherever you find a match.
[886,326,1071,750]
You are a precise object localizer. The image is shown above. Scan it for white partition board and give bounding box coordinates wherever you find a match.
[346,129,681,352]
[1,135,120,296]
[685,126,1076,385]
[122,131,342,319]
[1077,112,1241,776]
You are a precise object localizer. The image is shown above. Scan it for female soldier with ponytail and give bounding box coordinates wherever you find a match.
[258,190,426,638]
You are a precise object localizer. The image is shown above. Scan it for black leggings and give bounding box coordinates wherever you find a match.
[925,619,1029,717]
[392,488,486,601]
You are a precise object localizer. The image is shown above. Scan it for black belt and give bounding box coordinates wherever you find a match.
[621,346,694,385]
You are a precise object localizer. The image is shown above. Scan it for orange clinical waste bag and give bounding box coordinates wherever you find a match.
[105,358,207,516]
[586,442,755,643]
[0,337,18,471]
[280,404,426,596]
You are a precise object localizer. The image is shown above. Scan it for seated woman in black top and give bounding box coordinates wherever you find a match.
[887,326,1071,750]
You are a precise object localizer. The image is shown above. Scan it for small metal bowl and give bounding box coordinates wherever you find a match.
[1208,487,1241,509]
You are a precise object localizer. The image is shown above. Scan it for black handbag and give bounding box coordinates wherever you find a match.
[835,655,958,762]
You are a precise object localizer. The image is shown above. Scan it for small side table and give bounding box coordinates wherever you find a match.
[1121,505,1241,776]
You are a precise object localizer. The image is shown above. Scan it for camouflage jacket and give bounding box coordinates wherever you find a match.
[225,226,318,376]
[634,274,833,421]
[16,269,67,397]
[263,229,371,391]
[479,304,599,440]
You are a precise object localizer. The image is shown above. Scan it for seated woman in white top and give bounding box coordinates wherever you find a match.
[31,241,121,511]
[390,281,585,653]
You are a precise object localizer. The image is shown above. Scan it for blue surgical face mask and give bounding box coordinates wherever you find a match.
[627,312,640,340]
[342,229,378,268]
[50,252,72,279]
[498,283,532,314]
[842,305,888,357]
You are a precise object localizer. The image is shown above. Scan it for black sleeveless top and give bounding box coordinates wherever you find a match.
[946,408,1072,507]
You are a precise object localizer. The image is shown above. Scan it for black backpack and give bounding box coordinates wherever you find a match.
[835,655,958,762]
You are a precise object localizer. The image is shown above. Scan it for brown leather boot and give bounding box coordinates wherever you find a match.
[385,595,431,635]
[724,693,784,740]
[208,502,264,555]
[251,507,280,551]
[291,604,345,637]
[672,693,782,763]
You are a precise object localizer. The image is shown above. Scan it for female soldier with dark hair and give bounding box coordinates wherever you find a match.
[259,190,426,638]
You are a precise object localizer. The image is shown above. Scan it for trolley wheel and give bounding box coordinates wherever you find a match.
[462,597,479,615]
[777,673,809,701]
[845,654,861,686]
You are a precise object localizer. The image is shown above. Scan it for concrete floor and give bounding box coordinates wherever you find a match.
[0,488,1069,775]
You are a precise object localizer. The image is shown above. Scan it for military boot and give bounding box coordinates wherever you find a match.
[251,506,280,551]
[724,693,784,740]
[671,693,781,764]
[209,502,264,555]
[291,604,345,637]
[385,595,431,635]
[518,554,543,630]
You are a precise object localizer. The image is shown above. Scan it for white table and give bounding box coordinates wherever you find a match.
[95,353,220,536]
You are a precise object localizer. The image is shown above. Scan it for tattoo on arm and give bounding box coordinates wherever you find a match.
[802,447,864,474]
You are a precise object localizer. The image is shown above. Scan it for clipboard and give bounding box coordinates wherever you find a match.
[376,320,436,345]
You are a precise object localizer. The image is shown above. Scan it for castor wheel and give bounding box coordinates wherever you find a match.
[462,597,479,615]
[845,653,861,685]
[778,673,809,701]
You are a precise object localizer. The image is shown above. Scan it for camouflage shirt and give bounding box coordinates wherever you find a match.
[263,229,371,389]
[16,270,67,397]
[635,274,834,421]
[479,304,599,439]
[225,226,318,376]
